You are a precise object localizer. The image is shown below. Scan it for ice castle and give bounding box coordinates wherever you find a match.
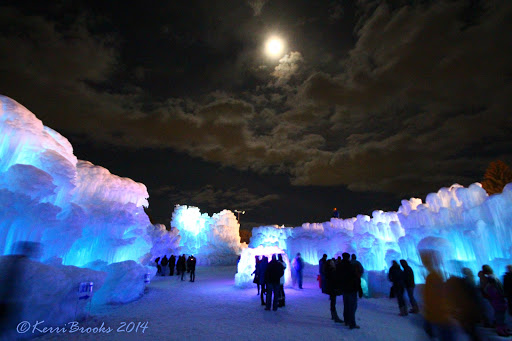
[1,94,512,333]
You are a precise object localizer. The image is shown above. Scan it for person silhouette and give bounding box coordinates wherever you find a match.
[293,253,304,289]
[189,256,197,282]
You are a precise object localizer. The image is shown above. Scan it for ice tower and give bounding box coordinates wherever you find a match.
[171,205,243,264]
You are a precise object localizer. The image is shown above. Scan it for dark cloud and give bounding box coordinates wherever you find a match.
[291,0,512,192]
[1,0,511,226]
[247,0,270,16]
[162,185,279,213]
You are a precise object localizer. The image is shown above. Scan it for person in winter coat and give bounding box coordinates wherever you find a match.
[421,250,454,341]
[293,253,304,289]
[339,252,360,329]
[259,256,269,306]
[169,255,176,276]
[400,259,418,313]
[325,258,343,323]
[503,265,512,315]
[446,268,483,341]
[178,255,186,281]
[186,256,192,273]
[252,256,261,295]
[189,255,197,282]
[388,260,407,316]
[319,254,328,294]
[160,255,169,276]
[264,254,285,311]
[481,265,510,337]
[176,255,181,276]
[351,254,364,298]
[154,257,161,275]
[278,254,287,307]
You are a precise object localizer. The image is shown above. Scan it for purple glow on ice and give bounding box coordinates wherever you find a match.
[235,245,292,287]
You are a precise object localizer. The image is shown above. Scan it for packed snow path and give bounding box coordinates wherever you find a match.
[37,266,505,341]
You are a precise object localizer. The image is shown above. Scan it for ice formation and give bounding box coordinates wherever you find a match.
[243,183,512,294]
[235,245,292,288]
[171,205,244,265]
[0,95,152,266]
[0,94,244,270]
[0,95,161,333]
[0,254,107,339]
[2,92,512,304]
[84,260,157,305]
[144,223,181,264]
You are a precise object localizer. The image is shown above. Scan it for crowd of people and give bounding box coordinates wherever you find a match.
[318,253,364,329]
[320,250,512,338]
[418,251,512,340]
[388,259,419,316]
[384,250,512,340]
[154,248,512,339]
[252,254,287,311]
[385,253,512,340]
[154,254,197,282]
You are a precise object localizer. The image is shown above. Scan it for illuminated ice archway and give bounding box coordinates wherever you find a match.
[235,245,292,288]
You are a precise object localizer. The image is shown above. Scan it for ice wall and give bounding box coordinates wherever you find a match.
[171,205,244,265]
[84,260,157,305]
[0,95,152,266]
[3,93,511,297]
[0,95,242,270]
[235,245,292,288]
[249,183,512,290]
[0,255,107,340]
[144,223,181,264]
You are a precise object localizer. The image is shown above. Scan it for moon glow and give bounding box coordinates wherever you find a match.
[265,36,285,58]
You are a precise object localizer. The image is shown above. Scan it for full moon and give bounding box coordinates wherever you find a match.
[265,36,285,58]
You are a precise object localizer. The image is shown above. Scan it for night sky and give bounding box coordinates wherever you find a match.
[1,0,511,230]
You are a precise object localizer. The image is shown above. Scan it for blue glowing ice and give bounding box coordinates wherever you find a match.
[2,93,512,298]
[246,183,512,292]
[171,205,243,264]
[235,245,292,288]
[0,95,152,266]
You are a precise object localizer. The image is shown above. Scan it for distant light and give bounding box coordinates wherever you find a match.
[265,36,285,58]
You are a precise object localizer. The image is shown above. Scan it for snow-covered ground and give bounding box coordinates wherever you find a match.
[33,266,510,341]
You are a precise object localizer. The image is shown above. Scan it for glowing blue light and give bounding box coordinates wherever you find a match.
[246,183,512,286]
[235,245,292,288]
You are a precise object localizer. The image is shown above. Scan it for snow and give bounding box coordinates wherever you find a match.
[83,260,157,305]
[0,255,157,340]
[0,255,107,341]
[33,266,509,341]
